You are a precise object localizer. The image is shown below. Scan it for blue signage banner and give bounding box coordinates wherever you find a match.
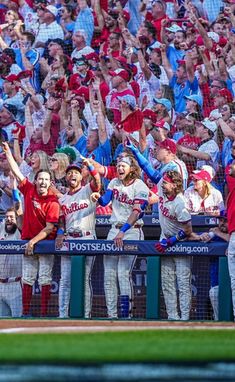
[95,215,219,227]
[0,239,227,257]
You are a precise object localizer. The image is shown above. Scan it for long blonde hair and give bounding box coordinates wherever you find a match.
[35,150,50,172]
[51,153,69,178]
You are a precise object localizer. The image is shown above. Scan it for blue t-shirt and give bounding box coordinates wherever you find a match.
[14,48,41,92]
[170,75,199,113]
[75,135,112,165]
[167,45,185,72]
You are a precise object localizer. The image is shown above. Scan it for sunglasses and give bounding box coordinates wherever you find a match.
[49,157,58,162]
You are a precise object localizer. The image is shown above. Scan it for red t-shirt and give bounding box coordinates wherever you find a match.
[26,114,60,156]
[178,134,201,176]
[226,170,235,234]
[18,178,60,240]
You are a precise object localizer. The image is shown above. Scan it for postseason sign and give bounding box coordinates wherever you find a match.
[0,239,227,257]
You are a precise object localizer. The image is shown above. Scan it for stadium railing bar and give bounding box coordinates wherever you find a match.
[0,214,232,321]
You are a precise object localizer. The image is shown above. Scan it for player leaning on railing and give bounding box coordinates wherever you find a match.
[91,153,149,319]
[55,156,101,319]
[155,170,201,320]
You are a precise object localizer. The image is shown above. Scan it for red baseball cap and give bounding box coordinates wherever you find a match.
[143,109,157,123]
[68,74,81,91]
[122,10,130,22]
[85,52,99,62]
[191,169,212,182]
[217,88,233,103]
[3,74,18,83]
[157,138,177,154]
[72,86,89,102]
[109,68,130,81]
[154,120,170,131]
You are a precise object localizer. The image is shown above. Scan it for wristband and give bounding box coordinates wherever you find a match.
[87,163,97,176]
[46,107,53,111]
[12,189,20,202]
[57,228,65,235]
[120,223,131,233]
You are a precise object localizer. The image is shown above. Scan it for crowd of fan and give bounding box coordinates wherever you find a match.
[0,0,235,320]
[0,0,234,214]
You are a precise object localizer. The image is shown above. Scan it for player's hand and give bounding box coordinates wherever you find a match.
[55,234,65,249]
[199,233,212,242]
[114,231,125,248]
[1,142,10,153]
[25,240,35,256]
[90,192,101,202]
[125,137,138,152]
[155,239,168,253]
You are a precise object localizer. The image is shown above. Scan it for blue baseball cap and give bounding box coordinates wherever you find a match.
[184,94,203,108]
[153,98,172,111]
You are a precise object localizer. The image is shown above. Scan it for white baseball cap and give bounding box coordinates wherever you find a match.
[45,5,58,18]
[166,24,183,33]
[201,118,217,133]
[207,32,219,43]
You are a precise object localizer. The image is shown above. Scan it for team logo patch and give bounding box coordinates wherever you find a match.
[55,241,69,252]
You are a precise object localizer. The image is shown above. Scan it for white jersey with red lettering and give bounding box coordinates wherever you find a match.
[0,222,22,318]
[58,183,96,319]
[184,186,225,215]
[107,178,149,226]
[59,183,96,233]
[158,179,191,240]
[0,222,22,279]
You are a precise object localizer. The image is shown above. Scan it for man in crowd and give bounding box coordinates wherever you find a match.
[155,170,201,320]
[2,142,60,317]
[56,158,101,318]
[0,207,22,317]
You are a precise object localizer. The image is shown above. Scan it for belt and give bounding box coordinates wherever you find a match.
[67,231,92,238]
[115,224,143,229]
[0,276,21,283]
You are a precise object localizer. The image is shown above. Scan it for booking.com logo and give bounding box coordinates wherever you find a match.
[166,244,209,255]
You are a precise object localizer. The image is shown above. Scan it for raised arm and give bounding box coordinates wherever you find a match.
[126,140,159,183]
[161,44,174,81]
[2,142,25,183]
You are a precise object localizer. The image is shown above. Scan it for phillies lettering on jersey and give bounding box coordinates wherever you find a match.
[61,202,89,216]
[113,188,135,205]
[59,183,96,233]
[159,196,177,221]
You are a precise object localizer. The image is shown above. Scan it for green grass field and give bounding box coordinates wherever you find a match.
[1,329,235,364]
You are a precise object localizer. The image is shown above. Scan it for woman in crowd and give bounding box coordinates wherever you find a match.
[49,152,69,197]
[184,168,224,215]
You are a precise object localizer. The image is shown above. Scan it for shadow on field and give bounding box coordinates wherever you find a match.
[0,363,235,382]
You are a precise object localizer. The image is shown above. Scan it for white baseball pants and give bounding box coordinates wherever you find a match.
[161,256,192,320]
[209,285,219,320]
[23,255,54,286]
[228,232,235,320]
[0,281,22,317]
[59,234,95,318]
[104,226,144,318]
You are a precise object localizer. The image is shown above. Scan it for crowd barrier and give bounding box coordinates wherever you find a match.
[0,235,232,321]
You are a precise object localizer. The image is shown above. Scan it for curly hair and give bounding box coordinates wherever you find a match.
[164,170,183,194]
[117,153,141,181]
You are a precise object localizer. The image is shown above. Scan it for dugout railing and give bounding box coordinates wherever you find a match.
[0,218,233,321]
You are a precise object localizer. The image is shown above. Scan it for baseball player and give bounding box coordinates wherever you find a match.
[0,207,22,317]
[225,162,235,320]
[56,159,101,318]
[155,171,201,320]
[92,154,149,319]
[2,142,60,317]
